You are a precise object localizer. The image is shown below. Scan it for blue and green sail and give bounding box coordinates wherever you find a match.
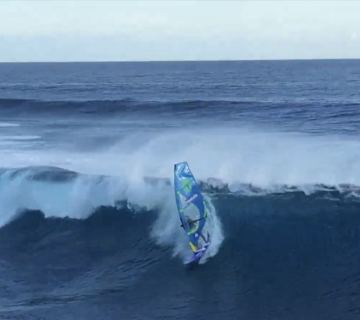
[174,162,208,252]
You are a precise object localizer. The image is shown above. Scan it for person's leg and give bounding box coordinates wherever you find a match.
[200,233,207,243]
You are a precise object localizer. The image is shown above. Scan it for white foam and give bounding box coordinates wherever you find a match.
[0,135,41,140]
[0,122,20,128]
[149,191,224,263]
[2,126,360,192]
[0,135,42,149]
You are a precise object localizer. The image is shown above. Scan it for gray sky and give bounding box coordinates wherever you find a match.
[0,0,359,62]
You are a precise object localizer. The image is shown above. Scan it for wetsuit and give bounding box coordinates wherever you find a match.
[186,218,208,243]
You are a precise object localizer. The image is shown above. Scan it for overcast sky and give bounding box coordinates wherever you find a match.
[0,0,359,62]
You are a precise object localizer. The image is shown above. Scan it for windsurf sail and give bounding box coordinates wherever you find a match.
[174,162,209,253]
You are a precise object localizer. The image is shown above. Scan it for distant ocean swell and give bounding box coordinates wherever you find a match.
[0,97,280,115]
[1,97,359,116]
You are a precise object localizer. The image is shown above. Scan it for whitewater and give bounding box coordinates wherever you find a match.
[2,125,360,209]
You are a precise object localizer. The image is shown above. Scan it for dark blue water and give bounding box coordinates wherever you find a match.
[1,60,360,320]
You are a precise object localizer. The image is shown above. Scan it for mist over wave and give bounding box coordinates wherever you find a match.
[2,126,360,190]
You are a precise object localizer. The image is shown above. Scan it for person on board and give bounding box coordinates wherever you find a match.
[183,216,209,244]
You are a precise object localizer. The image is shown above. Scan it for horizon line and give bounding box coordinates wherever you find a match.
[0,58,359,64]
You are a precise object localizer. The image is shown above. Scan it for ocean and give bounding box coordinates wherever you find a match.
[0,60,360,320]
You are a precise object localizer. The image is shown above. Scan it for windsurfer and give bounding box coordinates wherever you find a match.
[184,216,209,243]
